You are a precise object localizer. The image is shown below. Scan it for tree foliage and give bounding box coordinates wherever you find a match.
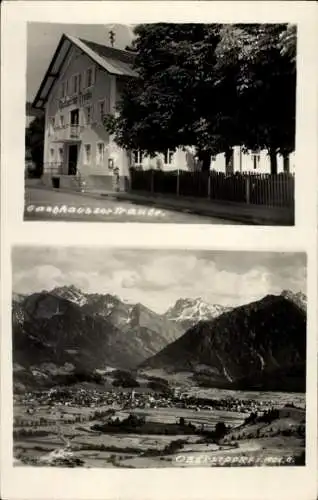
[214,24,296,172]
[105,23,296,173]
[25,114,45,177]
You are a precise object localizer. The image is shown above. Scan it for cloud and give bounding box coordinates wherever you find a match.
[13,265,63,293]
[12,247,306,314]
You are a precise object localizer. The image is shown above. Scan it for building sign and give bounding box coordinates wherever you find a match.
[58,91,92,109]
[59,96,78,109]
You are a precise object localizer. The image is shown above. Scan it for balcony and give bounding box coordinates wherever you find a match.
[43,162,64,175]
[69,125,80,139]
[50,125,81,143]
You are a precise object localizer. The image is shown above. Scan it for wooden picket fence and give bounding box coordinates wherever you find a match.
[130,168,295,208]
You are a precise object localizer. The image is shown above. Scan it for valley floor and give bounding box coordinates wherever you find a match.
[13,389,305,468]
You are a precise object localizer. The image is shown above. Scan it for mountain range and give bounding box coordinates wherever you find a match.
[141,293,306,392]
[12,286,306,392]
[12,287,184,371]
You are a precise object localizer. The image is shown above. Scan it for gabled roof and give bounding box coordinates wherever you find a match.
[32,33,138,110]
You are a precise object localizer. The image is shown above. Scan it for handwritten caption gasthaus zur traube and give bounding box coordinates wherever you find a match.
[25,205,167,217]
[174,455,296,466]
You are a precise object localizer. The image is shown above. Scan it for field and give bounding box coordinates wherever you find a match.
[13,387,305,468]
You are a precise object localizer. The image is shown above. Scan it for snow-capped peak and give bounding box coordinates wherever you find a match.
[165,297,230,325]
[281,290,307,311]
[51,285,88,306]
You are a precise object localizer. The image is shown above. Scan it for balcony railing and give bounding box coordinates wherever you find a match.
[69,125,80,139]
[49,125,81,142]
[43,162,64,176]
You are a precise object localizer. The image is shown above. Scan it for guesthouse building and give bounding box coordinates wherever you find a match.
[32,34,138,191]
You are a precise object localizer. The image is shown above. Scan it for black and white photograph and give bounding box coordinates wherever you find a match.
[12,247,306,468]
[25,22,296,225]
[1,1,318,499]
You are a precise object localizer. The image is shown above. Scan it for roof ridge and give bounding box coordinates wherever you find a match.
[32,33,138,109]
[78,36,135,56]
[78,36,136,65]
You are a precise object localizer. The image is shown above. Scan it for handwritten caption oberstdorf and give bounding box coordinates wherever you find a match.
[174,455,295,466]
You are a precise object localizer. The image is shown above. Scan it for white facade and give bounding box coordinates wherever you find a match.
[42,43,132,190]
[135,146,295,175]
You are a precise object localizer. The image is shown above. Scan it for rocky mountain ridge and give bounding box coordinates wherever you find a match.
[11,288,184,384]
[164,297,230,327]
[12,287,306,392]
[141,293,307,392]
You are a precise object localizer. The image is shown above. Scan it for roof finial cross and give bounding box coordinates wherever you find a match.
[109,30,115,48]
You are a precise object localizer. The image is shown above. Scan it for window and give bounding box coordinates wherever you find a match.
[60,82,65,98]
[252,151,260,170]
[96,143,105,165]
[85,67,95,88]
[59,114,65,128]
[78,74,82,93]
[98,100,106,121]
[70,109,79,126]
[49,148,55,160]
[133,150,144,165]
[84,105,92,125]
[58,147,64,162]
[72,74,80,95]
[164,149,174,165]
[49,117,55,135]
[84,144,91,165]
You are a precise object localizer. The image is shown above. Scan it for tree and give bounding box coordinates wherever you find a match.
[25,114,45,177]
[104,23,221,163]
[178,416,185,427]
[278,24,297,63]
[214,24,296,173]
[105,23,296,174]
[214,421,227,439]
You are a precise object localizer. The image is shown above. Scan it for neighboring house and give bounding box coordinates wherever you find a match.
[32,34,294,192]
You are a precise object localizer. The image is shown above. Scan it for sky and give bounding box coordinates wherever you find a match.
[12,247,306,314]
[27,23,135,102]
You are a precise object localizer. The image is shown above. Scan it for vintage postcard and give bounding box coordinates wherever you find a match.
[1,1,318,500]
[23,20,297,226]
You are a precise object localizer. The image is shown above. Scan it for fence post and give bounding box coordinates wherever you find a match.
[150,169,154,194]
[176,169,180,196]
[207,172,211,199]
[245,175,250,204]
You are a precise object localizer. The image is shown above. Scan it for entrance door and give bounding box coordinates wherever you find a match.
[68,145,78,175]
